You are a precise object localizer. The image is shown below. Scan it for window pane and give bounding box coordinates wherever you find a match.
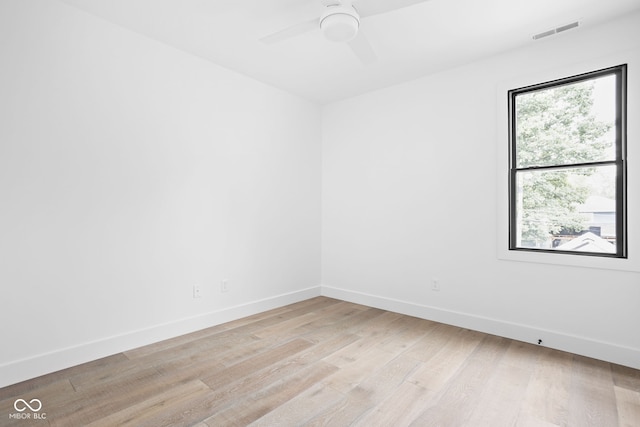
[515,75,617,168]
[514,165,617,253]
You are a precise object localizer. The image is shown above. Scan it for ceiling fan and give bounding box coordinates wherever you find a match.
[260,0,430,65]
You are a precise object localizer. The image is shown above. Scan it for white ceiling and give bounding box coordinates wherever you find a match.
[59,0,640,104]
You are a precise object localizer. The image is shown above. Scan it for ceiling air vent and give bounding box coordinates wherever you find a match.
[532,21,580,40]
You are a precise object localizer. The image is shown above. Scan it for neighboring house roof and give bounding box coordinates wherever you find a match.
[556,232,616,253]
[579,196,615,213]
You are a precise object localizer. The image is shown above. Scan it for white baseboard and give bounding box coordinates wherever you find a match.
[0,286,321,389]
[3,284,637,389]
[321,285,640,370]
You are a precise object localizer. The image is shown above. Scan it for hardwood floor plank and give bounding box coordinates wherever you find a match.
[612,363,640,392]
[84,380,212,427]
[123,324,235,360]
[354,310,405,336]
[238,300,368,351]
[303,392,377,427]
[69,359,157,392]
[248,383,344,427]
[465,341,539,426]
[201,338,314,389]
[153,350,227,384]
[143,326,270,380]
[301,307,387,344]
[322,344,398,394]
[124,297,341,361]
[216,336,280,367]
[282,304,380,342]
[50,366,169,426]
[407,328,484,392]
[321,334,383,368]
[516,347,573,426]
[1,298,638,427]
[614,385,640,427]
[129,328,261,367]
[0,379,74,427]
[202,362,338,427]
[515,416,561,427]
[347,354,421,404]
[123,297,341,358]
[408,335,511,427]
[403,322,463,362]
[307,354,421,425]
[0,353,129,401]
[186,332,359,418]
[279,332,361,368]
[252,311,320,340]
[568,355,619,427]
[375,315,438,355]
[322,311,416,369]
[352,380,437,427]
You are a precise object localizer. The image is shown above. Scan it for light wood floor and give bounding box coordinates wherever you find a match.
[1,297,639,426]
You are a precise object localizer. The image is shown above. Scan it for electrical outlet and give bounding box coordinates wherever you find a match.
[221,280,229,293]
[432,278,441,292]
[193,284,202,299]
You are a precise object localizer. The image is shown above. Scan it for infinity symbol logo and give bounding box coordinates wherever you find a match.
[14,398,42,412]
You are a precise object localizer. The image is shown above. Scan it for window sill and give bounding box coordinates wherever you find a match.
[497,246,640,272]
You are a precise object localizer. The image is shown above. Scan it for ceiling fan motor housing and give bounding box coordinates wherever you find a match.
[320,5,360,42]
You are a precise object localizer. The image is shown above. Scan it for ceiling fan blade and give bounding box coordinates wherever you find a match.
[347,31,377,65]
[260,18,319,44]
[356,0,430,18]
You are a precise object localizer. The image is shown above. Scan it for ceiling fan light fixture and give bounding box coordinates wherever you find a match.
[320,6,360,42]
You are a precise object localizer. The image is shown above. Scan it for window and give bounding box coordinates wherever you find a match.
[508,65,627,257]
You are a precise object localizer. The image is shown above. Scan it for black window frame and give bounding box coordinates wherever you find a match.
[508,64,627,258]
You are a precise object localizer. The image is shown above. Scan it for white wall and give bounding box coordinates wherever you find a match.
[2,1,638,390]
[322,12,640,369]
[0,0,321,387]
